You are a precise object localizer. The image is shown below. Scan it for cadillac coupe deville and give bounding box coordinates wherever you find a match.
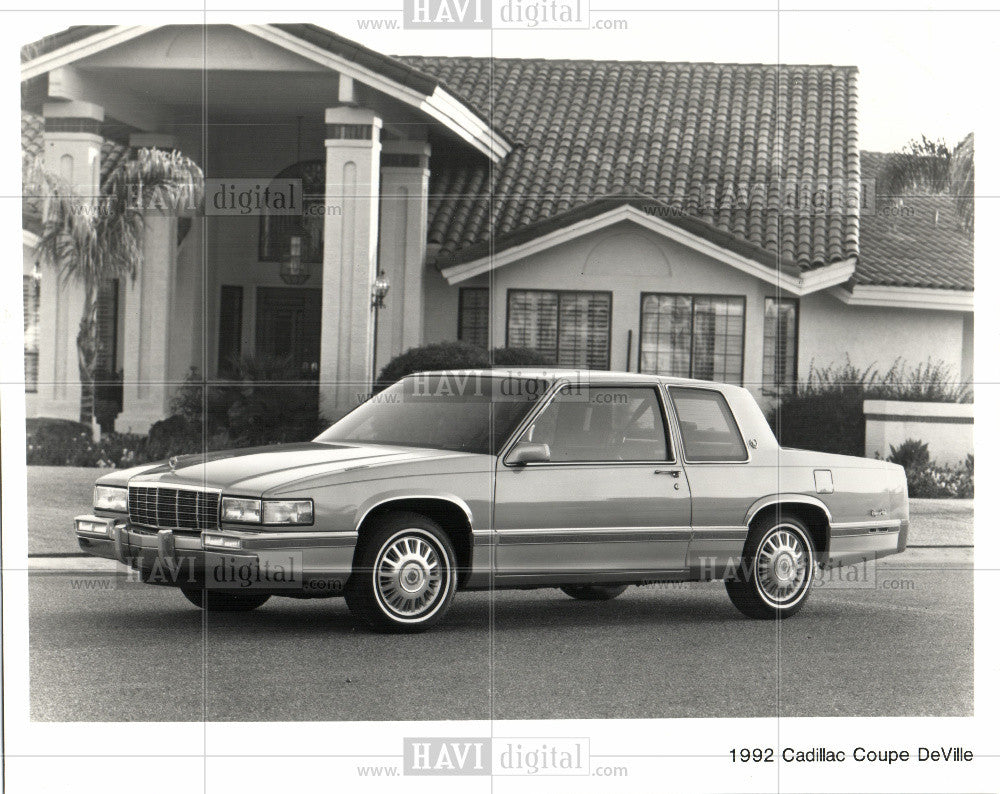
[76,370,909,632]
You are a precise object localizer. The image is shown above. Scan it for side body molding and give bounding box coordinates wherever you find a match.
[743,494,833,527]
[353,491,477,535]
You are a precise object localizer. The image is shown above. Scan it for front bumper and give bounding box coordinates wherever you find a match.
[75,515,356,595]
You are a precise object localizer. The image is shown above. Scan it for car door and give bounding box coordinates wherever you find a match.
[666,386,761,579]
[493,382,692,584]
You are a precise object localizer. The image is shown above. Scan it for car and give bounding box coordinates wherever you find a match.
[75,369,909,632]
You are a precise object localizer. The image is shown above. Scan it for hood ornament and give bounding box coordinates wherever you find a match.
[168,456,179,472]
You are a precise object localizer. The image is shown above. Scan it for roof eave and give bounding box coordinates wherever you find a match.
[438,197,854,295]
[20,23,512,163]
[831,284,974,312]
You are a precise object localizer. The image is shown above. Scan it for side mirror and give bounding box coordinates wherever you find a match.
[507,442,551,466]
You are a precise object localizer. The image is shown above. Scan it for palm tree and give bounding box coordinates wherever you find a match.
[26,148,204,424]
[877,133,974,234]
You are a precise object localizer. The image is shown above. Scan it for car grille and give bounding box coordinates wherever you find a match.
[127,486,220,533]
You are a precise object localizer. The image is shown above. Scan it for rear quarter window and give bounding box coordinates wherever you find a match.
[670,387,748,462]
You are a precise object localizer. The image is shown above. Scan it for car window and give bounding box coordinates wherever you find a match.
[317,375,548,454]
[523,385,671,462]
[669,387,748,462]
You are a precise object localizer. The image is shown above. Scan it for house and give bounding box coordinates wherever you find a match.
[21,24,974,433]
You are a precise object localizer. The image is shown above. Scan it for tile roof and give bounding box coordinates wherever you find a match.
[855,151,973,291]
[22,26,970,292]
[398,56,860,273]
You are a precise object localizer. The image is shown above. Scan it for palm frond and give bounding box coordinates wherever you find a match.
[103,147,204,217]
[951,133,974,233]
[877,137,951,202]
[876,133,974,237]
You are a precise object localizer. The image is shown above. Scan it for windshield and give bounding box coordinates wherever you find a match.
[315,374,550,455]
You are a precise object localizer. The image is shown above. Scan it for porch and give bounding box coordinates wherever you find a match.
[24,24,503,432]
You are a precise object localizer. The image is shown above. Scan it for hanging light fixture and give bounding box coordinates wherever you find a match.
[280,220,309,285]
[280,116,310,285]
[371,270,390,391]
[371,270,390,308]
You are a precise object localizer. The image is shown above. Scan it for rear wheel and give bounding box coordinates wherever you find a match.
[561,584,629,601]
[181,588,270,612]
[725,516,815,619]
[346,512,457,633]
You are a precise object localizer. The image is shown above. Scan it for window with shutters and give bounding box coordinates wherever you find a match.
[506,290,611,369]
[95,279,119,375]
[763,297,798,395]
[457,287,489,348]
[23,275,39,393]
[639,293,745,385]
[218,285,244,377]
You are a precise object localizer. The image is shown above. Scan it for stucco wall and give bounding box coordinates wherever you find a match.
[450,222,773,386]
[798,291,967,380]
[427,222,971,401]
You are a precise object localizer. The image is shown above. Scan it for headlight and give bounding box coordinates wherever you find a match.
[94,485,127,512]
[263,500,314,526]
[221,497,262,524]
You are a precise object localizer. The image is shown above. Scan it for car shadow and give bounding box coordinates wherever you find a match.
[174,587,842,635]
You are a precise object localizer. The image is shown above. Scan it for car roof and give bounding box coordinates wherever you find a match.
[411,368,745,393]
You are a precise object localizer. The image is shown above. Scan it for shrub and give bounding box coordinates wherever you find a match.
[768,357,970,456]
[375,341,489,391]
[489,346,552,367]
[144,414,207,460]
[220,353,321,446]
[169,357,322,447]
[888,438,931,471]
[26,418,96,466]
[375,343,554,392]
[905,462,974,498]
[170,367,235,433]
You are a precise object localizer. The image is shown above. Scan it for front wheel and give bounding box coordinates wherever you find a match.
[725,517,815,619]
[346,512,457,633]
[181,588,271,612]
[561,584,629,601]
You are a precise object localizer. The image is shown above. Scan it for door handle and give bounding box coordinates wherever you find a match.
[654,469,681,478]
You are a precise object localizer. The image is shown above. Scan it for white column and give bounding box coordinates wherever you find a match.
[34,100,103,422]
[319,107,382,420]
[377,140,431,369]
[117,209,178,434]
[116,134,181,434]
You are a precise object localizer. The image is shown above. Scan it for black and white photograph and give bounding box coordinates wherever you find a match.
[1,2,994,792]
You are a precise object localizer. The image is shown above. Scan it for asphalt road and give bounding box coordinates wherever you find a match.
[29,547,972,721]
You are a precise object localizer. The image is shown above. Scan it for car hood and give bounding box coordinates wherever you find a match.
[125,442,466,494]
